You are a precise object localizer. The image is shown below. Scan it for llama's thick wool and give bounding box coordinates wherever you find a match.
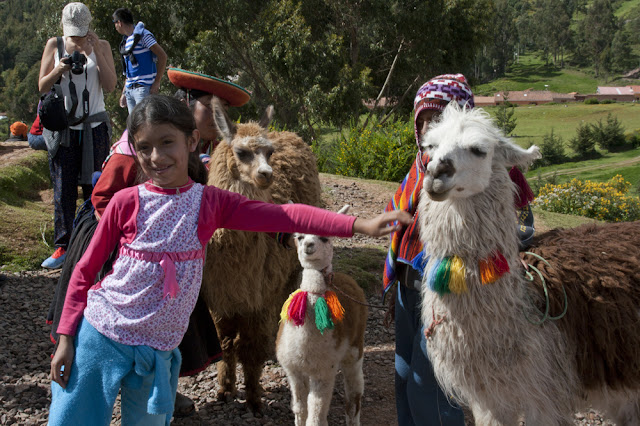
[417,103,640,425]
[201,112,322,412]
[523,221,640,390]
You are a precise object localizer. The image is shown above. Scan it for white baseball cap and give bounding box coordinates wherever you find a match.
[62,3,92,37]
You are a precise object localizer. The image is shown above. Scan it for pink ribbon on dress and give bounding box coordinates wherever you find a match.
[120,245,205,300]
[159,253,178,299]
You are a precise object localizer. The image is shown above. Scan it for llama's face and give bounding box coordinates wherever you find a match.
[294,233,334,270]
[230,130,275,189]
[213,101,276,189]
[294,205,349,270]
[421,103,540,201]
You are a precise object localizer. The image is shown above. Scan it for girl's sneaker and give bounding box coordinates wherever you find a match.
[41,247,66,269]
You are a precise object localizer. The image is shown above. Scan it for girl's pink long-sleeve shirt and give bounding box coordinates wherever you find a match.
[58,181,355,349]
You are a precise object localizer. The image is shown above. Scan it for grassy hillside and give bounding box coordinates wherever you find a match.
[483,103,640,147]
[474,53,640,97]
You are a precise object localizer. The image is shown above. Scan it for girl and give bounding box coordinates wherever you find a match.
[49,94,411,425]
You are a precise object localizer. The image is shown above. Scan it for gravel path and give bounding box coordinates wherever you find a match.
[0,174,615,425]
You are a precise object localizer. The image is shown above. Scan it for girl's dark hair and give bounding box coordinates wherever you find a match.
[127,94,208,185]
[113,8,134,25]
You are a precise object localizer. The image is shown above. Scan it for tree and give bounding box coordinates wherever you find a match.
[576,0,616,77]
[537,129,566,166]
[592,113,626,151]
[30,0,494,140]
[533,0,574,67]
[568,122,598,159]
[494,97,517,136]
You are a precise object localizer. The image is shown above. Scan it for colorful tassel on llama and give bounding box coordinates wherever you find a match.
[280,290,345,333]
[427,251,509,296]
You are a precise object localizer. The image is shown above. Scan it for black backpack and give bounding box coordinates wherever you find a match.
[38,37,68,131]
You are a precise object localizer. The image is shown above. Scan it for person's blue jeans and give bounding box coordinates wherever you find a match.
[125,85,151,114]
[28,133,47,150]
[395,279,466,426]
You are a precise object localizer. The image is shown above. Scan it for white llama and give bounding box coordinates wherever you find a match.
[417,103,640,425]
[276,206,368,426]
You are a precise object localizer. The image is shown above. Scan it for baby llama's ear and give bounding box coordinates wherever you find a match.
[337,205,350,215]
[292,232,302,248]
[495,136,541,169]
[259,105,275,129]
[211,98,236,144]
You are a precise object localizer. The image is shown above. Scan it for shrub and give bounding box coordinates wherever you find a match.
[568,122,599,159]
[534,129,566,167]
[584,98,600,105]
[625,129,640,148]
[533,175,640,222]
[494,103,517,135]
[600,99,616,104]
[313,118,416,182]
[592,113,626,151]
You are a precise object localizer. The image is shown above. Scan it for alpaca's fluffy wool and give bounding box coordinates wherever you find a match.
[277,225,367,426]
[201,105,323,412]
[418,104,640,425]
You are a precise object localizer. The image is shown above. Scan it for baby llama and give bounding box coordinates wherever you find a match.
[276,206,368,426]
[417,103,640,425]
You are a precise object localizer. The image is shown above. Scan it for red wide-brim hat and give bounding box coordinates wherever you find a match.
[167,68,251,107]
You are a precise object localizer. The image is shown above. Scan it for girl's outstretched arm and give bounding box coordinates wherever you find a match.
[50,335,74,388]
[352,210,413,237]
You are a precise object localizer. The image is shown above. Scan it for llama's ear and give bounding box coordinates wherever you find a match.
[495,137,541,168]
[211,98,236,143]
[337,205,350,215]
[259,105,275,129]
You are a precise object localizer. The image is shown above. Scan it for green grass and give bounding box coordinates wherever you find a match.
[474,55,604,96]
[531,207,601,230]
[333,245,388,294]
[0,152,54,271]
[474,53,640,97]
[615,0,640,17]
[484,103,640,148]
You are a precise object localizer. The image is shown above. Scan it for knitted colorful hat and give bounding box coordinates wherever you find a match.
[167,68,251,107]
[413,74,474,147]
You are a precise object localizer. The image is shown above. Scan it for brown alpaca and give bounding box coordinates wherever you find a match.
[522,221,640,392]
[200,100,322,413]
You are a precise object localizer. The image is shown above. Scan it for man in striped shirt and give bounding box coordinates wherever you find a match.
[113,8,167,114]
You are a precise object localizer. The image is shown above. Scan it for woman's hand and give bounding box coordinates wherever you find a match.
[50,335,75,389]
[85,31,98,48]
[56,57,72,76]
[352,210,413,237]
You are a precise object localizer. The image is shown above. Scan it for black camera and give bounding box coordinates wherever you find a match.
[62,51,87,75]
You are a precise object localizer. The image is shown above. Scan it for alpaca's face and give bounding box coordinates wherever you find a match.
[421,104,540,202]
[230,132,274,189]
[212,101,276,189]
[294,233,333,270]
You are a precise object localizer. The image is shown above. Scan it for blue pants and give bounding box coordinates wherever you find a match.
[28,133,47,150]
[125,85,151,114]
[49,319,180,426]
[395,282,465,426]
[48,123,109,249]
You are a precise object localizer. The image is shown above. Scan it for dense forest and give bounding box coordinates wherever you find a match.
[1,0,639,139]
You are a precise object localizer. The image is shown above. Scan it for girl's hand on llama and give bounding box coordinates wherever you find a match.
[50,334,75,388]
[352,210,412,237]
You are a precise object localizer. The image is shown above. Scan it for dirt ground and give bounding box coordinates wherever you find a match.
[0,141,35,169]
